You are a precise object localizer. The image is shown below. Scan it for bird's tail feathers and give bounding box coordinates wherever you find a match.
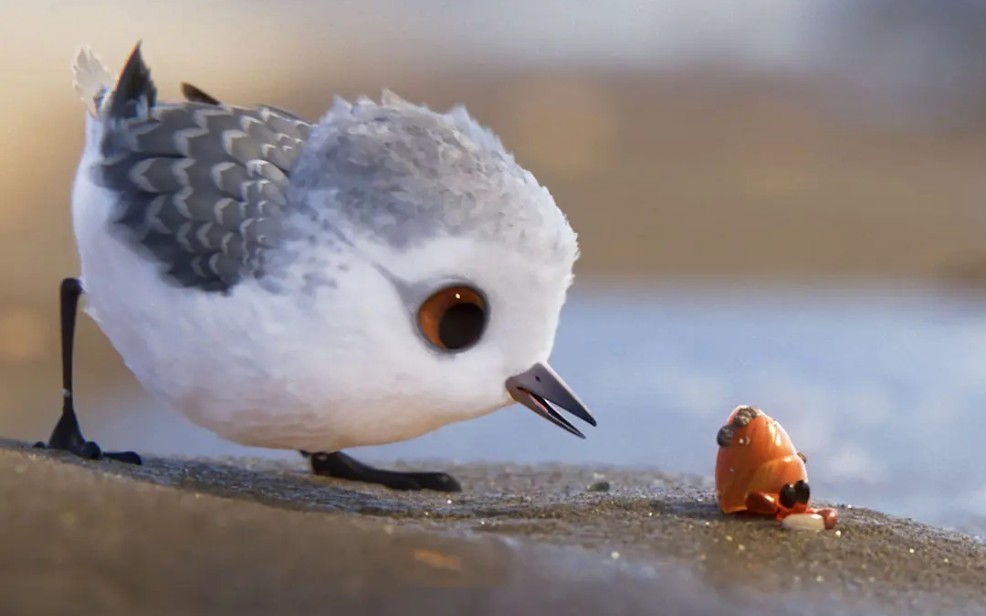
[72,41,157,120]
[72,45,114,117]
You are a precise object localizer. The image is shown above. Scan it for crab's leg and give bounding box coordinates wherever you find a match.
[745,491,780,515]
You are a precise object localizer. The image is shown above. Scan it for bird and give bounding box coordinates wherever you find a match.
[36,41,596,492]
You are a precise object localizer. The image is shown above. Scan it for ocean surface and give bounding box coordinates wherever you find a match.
[53,282,986,539]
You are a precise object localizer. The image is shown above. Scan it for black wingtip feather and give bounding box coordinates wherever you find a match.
[180,82,222,106]
[108,41,157,119]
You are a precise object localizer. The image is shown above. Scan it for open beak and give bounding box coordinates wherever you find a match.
[506,362,597,438]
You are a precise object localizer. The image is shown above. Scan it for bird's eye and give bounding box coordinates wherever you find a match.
[417,285,488,352]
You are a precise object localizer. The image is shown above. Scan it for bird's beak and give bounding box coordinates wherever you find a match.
[506,362,596,438]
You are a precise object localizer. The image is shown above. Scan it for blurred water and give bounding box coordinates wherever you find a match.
[68,283,986,538]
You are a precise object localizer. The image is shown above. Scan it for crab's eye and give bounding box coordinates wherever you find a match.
[417,285,487,351]
[779,483,798,509]
[793,479,810,504]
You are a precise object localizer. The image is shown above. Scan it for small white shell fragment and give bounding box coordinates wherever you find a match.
[781,512,826,532]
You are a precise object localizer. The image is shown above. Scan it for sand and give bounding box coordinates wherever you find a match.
[1,439,983,616]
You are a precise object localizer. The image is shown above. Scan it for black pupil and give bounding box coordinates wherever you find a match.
[779,484,797,509]
[439,302,485,350]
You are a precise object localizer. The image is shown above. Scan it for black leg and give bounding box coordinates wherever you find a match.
[301,450,461,492]
[33,278,141,465]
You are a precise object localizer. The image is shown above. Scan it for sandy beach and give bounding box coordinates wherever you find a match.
[1,439,983,615]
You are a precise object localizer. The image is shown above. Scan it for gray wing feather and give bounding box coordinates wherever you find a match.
[96,46,312,293]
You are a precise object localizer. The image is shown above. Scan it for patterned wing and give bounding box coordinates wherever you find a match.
[95,44,313,293]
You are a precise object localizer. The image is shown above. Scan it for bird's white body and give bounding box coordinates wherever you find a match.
[70,47,581,453]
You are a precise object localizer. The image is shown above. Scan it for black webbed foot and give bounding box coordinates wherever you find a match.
[34,392,141,465]
[301,450,461,492]
[34,439,142,465]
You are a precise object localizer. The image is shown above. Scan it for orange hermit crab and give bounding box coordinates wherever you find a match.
[714,405,837,529]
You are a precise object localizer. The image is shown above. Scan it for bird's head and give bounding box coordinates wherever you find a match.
[283,91,595,438]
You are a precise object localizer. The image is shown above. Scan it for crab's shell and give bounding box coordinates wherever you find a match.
[715,408,808,514]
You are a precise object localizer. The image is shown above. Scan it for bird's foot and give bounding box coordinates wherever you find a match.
[33,439,142,464]
[302,450,461,492]
[34,411,141,465]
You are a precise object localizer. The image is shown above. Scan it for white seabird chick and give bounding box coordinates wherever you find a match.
[39,42,595,491]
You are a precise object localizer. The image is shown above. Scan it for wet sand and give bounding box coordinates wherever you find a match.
[1,439,983,615]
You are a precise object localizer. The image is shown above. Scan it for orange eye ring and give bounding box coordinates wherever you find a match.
[417,285,488,352]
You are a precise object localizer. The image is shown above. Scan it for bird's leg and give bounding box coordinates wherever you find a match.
[300,450,461,492]
[33,278,141,464]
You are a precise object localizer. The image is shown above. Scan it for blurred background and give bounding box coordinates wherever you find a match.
[2,0,986,536]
